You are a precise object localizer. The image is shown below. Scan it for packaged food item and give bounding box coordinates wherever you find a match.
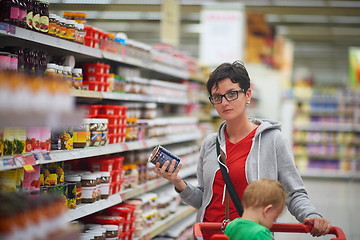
[66,182,76,209]
[3,127,25,155]
[26,127,41,152]
[51,128,73,150]
[99,171,110,199]
[73,119,90,148]
[48,13,58,36]
[99,118,108,146]
[81,173,97,203]
[38,0,49,33]
[103,224,118,239]
[22,164,40,192]
[148,145,181,172]
[65,174,82,206]
[72,68,83,90]
[89,119,102,147]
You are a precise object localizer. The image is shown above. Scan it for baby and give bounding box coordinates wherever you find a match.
[224,178,287,240]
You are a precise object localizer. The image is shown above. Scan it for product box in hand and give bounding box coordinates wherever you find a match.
[148,145,180,172]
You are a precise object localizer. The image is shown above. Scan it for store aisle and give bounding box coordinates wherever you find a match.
[275,177,359,240]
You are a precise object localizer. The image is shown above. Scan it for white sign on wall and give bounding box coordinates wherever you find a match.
[199,3,245,67]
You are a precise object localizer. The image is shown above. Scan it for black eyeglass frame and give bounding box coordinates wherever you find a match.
[209,89,246,105]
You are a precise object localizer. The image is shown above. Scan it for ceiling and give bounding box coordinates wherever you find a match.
[49,0,360,85]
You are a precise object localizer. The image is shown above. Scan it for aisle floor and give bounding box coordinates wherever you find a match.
[275,177,359,240]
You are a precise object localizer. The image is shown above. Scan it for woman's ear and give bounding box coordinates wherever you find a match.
[246,88,252,103]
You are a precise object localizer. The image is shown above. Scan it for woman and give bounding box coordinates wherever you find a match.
[154,61,331,238]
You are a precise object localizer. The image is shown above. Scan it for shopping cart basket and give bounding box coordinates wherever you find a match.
[193,222,346,240]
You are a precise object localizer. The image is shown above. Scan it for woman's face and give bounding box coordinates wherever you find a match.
[211,78,250,121]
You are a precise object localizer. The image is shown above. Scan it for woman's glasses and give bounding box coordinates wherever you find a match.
[209,89,245,105]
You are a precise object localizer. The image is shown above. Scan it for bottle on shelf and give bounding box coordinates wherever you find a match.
[0,0,20,26]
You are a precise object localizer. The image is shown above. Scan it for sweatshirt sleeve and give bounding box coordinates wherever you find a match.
[275,133,323,222]
[177,134,211,209]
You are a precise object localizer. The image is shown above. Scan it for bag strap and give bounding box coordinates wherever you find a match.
[216,138,244,217]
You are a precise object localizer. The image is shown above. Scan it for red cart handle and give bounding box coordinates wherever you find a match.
[193,222,346,240]
[271,223,346,240]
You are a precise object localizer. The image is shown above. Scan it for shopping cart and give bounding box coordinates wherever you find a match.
[193,222,347,240]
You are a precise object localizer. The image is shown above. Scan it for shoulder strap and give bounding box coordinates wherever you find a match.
[216,138,244,216]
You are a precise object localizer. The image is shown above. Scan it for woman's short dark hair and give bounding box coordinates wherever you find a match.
[206,60,251,95]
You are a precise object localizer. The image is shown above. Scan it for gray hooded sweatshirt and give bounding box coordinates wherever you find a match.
[178,118,322,222]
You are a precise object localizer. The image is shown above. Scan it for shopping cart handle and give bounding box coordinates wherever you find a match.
[270,223,347,240]
[193,222,347,240]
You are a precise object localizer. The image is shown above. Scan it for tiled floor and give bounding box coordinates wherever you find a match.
[275,177,359,240]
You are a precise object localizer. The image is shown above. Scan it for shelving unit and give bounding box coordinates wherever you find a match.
[136,205,196,240]
[292,88,360,178]
[0,22,207,238]
[66,165,196,222]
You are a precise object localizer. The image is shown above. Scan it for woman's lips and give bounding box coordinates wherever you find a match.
[223,109,232,113]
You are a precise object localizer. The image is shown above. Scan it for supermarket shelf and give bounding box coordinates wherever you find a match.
[0,131,201,171]
[71,90,189,105]
[102,51,149,69]
[0,110,85,128]
[70,89,103,99]
[66,193,122,222]
[293,122,360,132]
[120,165,196,201]
[136,205,196,240]
[300,170,360,180]
[152,62,188,79]
[0,23,102,58]
[66,165,196,222]
[0,23,190,80]
[47,131,201,162]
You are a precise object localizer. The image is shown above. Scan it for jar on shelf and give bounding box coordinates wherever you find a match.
[73,118,90,148]
[0,0,19,26]
[89,118,102,147]
[98,118,108,146]
[48,13,58,36]
[65,19,76,41]
[0,52,11,71]
[18,0,27,28]
[99,171,110,199]
[32,0,40,31]
[38,0,49,33]
[81,173,97,203]
[25,0,33,30]
[103,225,118,239]
[72,68,83,90]
[65,174,82,206]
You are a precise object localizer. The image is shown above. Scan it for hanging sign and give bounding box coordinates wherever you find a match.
[199,3,245,67]
[160,0,180,46]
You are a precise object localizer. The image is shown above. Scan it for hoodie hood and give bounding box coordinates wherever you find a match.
[216,118,282,146]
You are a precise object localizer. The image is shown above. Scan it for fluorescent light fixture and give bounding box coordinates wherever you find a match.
[330,1,360,7]
[283,15,328,23]
[330,16,360,24]
[273,0,326,7]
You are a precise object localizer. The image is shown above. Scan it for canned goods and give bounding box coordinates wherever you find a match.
[148,145,180,172]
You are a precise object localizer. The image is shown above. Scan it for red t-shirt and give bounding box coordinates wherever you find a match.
[203,127,257,223]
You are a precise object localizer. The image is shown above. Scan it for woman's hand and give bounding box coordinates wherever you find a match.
[153,160,186,192]
[303,217,331,237]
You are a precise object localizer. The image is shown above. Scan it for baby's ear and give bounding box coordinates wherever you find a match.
[263,204,273,214]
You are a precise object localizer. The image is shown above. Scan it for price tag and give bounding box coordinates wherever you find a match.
[141,140,148,148]
[22,154,37,165]
[13,155,36,172]
[122,143,129,151]
[42,152,52,161]
[23,164,35,172]
[1,157,16,168]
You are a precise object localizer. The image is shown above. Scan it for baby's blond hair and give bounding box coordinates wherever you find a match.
[242,179,287,210]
